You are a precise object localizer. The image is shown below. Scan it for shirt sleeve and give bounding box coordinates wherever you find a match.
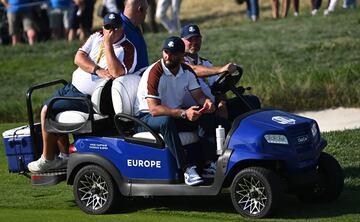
[78,33,98,54]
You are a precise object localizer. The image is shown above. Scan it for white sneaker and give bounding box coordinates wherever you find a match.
[27,155,63,173]
[184,166,203,186]
[324,9,332,16]
[251,15,257,22]
[311,9,318,16]
[202,161,217,178]
[294,12,299,17]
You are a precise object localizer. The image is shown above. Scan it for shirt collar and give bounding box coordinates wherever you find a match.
[113,34,126,47]
[184,53,200,65]
[161,59,184,76]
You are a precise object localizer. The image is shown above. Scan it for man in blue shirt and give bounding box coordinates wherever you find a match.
[1,0,36,45]
[121,0,149,72]
[48,0,72,39]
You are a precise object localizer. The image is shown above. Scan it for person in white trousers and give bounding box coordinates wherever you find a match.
[324,0,354,15]
[156,0,181,33]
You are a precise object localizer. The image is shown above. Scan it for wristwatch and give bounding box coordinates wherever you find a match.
[180,110,187,119]
[93,65,100,75]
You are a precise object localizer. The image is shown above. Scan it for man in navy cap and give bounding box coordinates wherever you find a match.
[134,36,218,186]
[28,13,137,173]
[181,24,261,121]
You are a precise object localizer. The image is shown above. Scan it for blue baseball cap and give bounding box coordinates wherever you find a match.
[103,13,122,29]
[162,36,185,53]
[181,24,201,39]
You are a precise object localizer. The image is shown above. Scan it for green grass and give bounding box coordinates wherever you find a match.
[0,123,359,221]
[0,7,360,122]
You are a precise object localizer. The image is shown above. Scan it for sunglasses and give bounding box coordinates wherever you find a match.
[104,24,121,30]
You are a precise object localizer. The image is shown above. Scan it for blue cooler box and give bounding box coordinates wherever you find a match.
[2,125,41,172]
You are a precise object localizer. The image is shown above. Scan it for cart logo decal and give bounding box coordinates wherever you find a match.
[297,135,309,144]
[127,159,161,168]
[272,116,296,125]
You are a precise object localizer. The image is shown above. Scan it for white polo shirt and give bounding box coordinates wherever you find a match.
[134,59,201,115]
[71,31,137,95]
[182,55,218,107]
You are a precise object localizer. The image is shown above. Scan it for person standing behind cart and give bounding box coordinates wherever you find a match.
[27,13,137,173]
[0,0,37,45]
[134,36,218,186]
[121,0,149,72]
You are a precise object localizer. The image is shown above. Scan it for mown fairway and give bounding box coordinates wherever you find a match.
[0,1,359,222]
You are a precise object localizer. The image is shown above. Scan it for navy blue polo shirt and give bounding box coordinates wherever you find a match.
[120,13,149,72]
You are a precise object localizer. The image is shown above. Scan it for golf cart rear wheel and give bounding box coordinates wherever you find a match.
[230,167,281,219]
[297,152,344,203]
[73,164,119,214]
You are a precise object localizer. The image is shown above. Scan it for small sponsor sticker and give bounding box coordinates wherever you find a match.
[89,143,108,150]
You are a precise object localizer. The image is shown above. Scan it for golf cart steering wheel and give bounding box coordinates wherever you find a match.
[211,66,243,95]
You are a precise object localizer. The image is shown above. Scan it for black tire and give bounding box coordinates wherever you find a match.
[230,167,282,219]
[73,165,119,214]
[297,152,344,203]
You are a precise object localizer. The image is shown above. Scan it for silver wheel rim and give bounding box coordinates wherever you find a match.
[234,176,267,215]
[77,172,109,210]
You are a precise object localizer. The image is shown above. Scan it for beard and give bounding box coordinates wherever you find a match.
[164,60,180,70]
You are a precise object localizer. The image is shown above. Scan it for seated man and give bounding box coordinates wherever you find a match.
[181,24,261,121]
[28,13,137,173]
[134,36,218,186]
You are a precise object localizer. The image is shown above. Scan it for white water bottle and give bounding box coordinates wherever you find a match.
[216,125,225,155]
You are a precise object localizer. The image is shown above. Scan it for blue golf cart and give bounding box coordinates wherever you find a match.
[2,67,344,219]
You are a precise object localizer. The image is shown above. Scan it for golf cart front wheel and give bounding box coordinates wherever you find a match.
[73,164,119,214]
[230,167,282,219]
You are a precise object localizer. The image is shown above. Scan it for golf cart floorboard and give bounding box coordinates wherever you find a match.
[31,169,67,186]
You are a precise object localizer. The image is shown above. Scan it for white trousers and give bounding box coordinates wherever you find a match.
[156,0,181,33]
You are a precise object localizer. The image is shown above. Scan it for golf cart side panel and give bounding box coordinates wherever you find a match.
[74,136,179,180]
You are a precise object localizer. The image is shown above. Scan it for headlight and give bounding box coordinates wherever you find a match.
[264,134,289,145]
[311,123,318,138]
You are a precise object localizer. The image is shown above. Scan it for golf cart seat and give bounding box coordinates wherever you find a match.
[111,75,199,147]
[44,79,113,134]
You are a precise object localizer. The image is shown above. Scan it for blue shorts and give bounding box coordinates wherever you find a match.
[44,83,90,115]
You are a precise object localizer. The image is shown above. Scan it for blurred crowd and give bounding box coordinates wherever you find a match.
[237,0,357,22]
[0,0,357,46]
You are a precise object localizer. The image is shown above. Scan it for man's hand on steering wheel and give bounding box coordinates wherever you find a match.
[220,63,238,74]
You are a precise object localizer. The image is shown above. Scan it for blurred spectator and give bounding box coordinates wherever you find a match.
[0,0,37,45]
[147,0,158,32]
[156,0,181,33]
[234,0,259,22]
[324,0,338,15]
[281,0,300,16]
[292,0,299,16]
[311,0,322,15]
[68,0,95,42]
[121,0,149,71]
[48,0,72,40]
[343,0,356,8]
[271,0,290,18]
[324,0,356,15]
